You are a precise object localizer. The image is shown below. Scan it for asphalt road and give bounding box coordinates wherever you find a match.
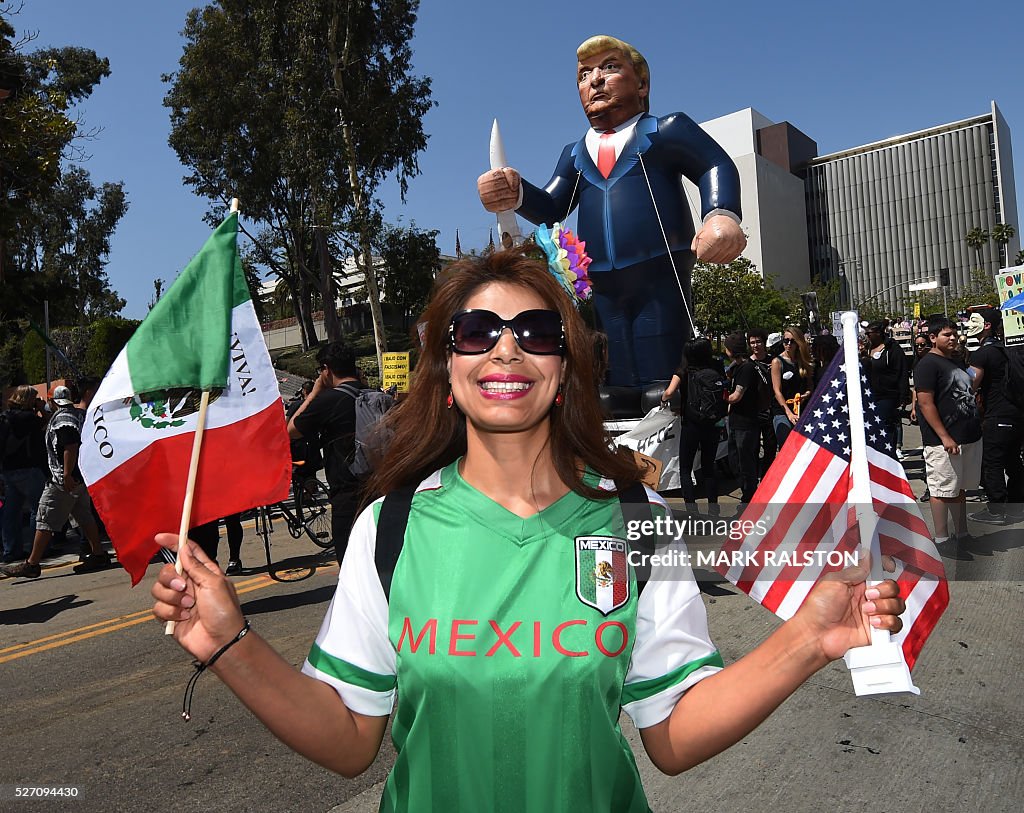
[2,422,1022,812]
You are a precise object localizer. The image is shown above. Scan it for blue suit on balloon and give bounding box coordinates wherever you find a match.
[516,112,742,388]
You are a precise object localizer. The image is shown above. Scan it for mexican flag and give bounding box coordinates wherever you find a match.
[80,213,291,584]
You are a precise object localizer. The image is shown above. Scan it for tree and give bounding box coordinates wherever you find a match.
[164,0,434,370]
[0,9,124,322]
[965,227,990,270]
[374,223,440,327]
[991,222,1016,267]
[691,257,793,337]
[148,278,164,311]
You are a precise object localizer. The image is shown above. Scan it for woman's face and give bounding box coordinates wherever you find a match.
[448,283,565,437]
[782,331,796,353]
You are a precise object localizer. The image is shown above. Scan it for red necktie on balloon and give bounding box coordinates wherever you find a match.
[597,130,616,178]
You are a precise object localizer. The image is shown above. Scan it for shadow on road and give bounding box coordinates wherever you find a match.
[0,594,93,625]
[241,584,335,616]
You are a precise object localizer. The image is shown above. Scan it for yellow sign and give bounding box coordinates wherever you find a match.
[382,351,411,393]
[913,301,920,319]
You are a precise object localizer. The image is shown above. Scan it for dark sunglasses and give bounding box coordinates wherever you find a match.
[915,344,928,350]
[449,309,565,355]
[782,337,794,345]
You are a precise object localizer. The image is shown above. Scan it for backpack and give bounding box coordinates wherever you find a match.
[686,367,728,422]
[996,345,1024,412]
[336,384,395,477]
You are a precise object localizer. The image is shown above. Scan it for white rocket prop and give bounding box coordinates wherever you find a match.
[489,118,522,248]
[840,310,919,695]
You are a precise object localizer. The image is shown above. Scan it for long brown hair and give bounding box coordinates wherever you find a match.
[364,248,642,501]
[783,325,814,383]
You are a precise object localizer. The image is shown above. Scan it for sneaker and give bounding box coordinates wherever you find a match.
[1,560,42,579]
[919,489,930,502]
[72,552,112,574]
[895,448,904,461]
[225,560,243,576]
[969,509,1009,526]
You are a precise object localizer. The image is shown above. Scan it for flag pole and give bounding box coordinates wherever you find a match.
[839,310,919,695]
[165,198,240,635]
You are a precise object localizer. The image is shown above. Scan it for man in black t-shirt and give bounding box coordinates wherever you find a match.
[724,333,761,508]
[288,342,362,564]
[746,329,776,474]
[914,318,983,549]
[967,307,1024,524]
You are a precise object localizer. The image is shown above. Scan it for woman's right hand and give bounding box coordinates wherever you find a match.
[151,533,246,664]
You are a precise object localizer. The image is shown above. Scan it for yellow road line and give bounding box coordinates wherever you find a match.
[0,574,277,665]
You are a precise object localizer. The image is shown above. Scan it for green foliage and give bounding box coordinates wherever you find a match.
[0,322,26,388]
[21,330,45,383]
[86,317,138,377]
[163,0,434,350]
[692,257,793,336]
[0,13,124,323]
[374,223,440,321]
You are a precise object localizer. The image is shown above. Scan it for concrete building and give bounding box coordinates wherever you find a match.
[690,103,1019,316]
[805,102,1020,312]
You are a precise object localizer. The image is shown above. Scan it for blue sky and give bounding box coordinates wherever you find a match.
[12,0,1024,318]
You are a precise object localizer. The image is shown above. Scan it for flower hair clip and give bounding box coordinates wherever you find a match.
[532,223,593,307]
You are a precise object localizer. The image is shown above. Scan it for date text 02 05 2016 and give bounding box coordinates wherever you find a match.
[1,786,82,799]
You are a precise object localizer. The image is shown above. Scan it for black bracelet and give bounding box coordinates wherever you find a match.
[181,619,251,721]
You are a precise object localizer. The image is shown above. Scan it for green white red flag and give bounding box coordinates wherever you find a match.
[80,213,291,584]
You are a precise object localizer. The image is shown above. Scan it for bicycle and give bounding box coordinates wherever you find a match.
[255,468,333,581]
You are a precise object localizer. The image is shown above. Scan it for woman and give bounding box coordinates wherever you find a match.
[770,326,814,446]
[811,334,840,388]
[0,386,47,563]
[661,338,725,514]
[152,249,903,813]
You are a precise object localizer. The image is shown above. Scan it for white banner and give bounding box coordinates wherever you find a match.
[611,405,681,491]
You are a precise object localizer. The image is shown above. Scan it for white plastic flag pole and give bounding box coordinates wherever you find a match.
[489,119,522,249]
[839,310,919,695]
[164,197,239,635]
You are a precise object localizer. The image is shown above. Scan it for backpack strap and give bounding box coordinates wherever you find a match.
[618,480,655,598]
[375,484,417,600]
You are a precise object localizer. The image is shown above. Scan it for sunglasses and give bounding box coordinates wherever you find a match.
[782,338,794,345]
[915,344,928,350]
[449,309,565,355]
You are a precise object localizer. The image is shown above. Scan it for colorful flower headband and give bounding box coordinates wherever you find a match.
[532,223,593,307]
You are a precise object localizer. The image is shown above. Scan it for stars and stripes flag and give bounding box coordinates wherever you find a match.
[716,352,948,669]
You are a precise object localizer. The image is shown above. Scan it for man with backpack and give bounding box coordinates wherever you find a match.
[967,307,1024,525]
[287,342,372,564]
[661,338,727,514]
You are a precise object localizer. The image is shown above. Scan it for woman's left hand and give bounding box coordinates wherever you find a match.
[793,556,905,662]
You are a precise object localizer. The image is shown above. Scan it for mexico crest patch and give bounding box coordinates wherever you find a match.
[575,536,630,616]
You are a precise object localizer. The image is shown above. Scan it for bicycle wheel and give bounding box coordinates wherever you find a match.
[297,478,333,548]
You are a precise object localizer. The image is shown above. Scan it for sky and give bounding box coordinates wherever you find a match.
[11,0,1024,319]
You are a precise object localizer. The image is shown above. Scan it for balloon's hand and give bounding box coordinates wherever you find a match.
[478,168,521,212]
[691,215,746,264]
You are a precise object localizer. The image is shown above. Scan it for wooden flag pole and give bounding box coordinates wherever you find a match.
[165,197,240,634]
[165,389,212,635]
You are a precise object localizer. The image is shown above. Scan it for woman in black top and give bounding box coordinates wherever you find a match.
[770,327,813,446]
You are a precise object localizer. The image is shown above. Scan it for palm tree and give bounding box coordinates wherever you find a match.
[991,223,1017,266]
[965,227,990,270]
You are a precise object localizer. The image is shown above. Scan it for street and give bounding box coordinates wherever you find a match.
[2,421,1023,812]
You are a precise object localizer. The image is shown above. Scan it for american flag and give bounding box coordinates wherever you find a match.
[717,353,948,670]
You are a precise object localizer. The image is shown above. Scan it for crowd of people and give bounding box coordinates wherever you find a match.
[0,378,112,578]
[662,308,1023,551]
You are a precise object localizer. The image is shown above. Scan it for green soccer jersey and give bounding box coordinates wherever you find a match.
[302,461,722,813]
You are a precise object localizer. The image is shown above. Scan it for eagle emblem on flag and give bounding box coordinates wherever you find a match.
[574,536,630,616]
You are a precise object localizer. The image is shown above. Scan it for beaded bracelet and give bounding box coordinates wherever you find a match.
[181,619,251,721]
